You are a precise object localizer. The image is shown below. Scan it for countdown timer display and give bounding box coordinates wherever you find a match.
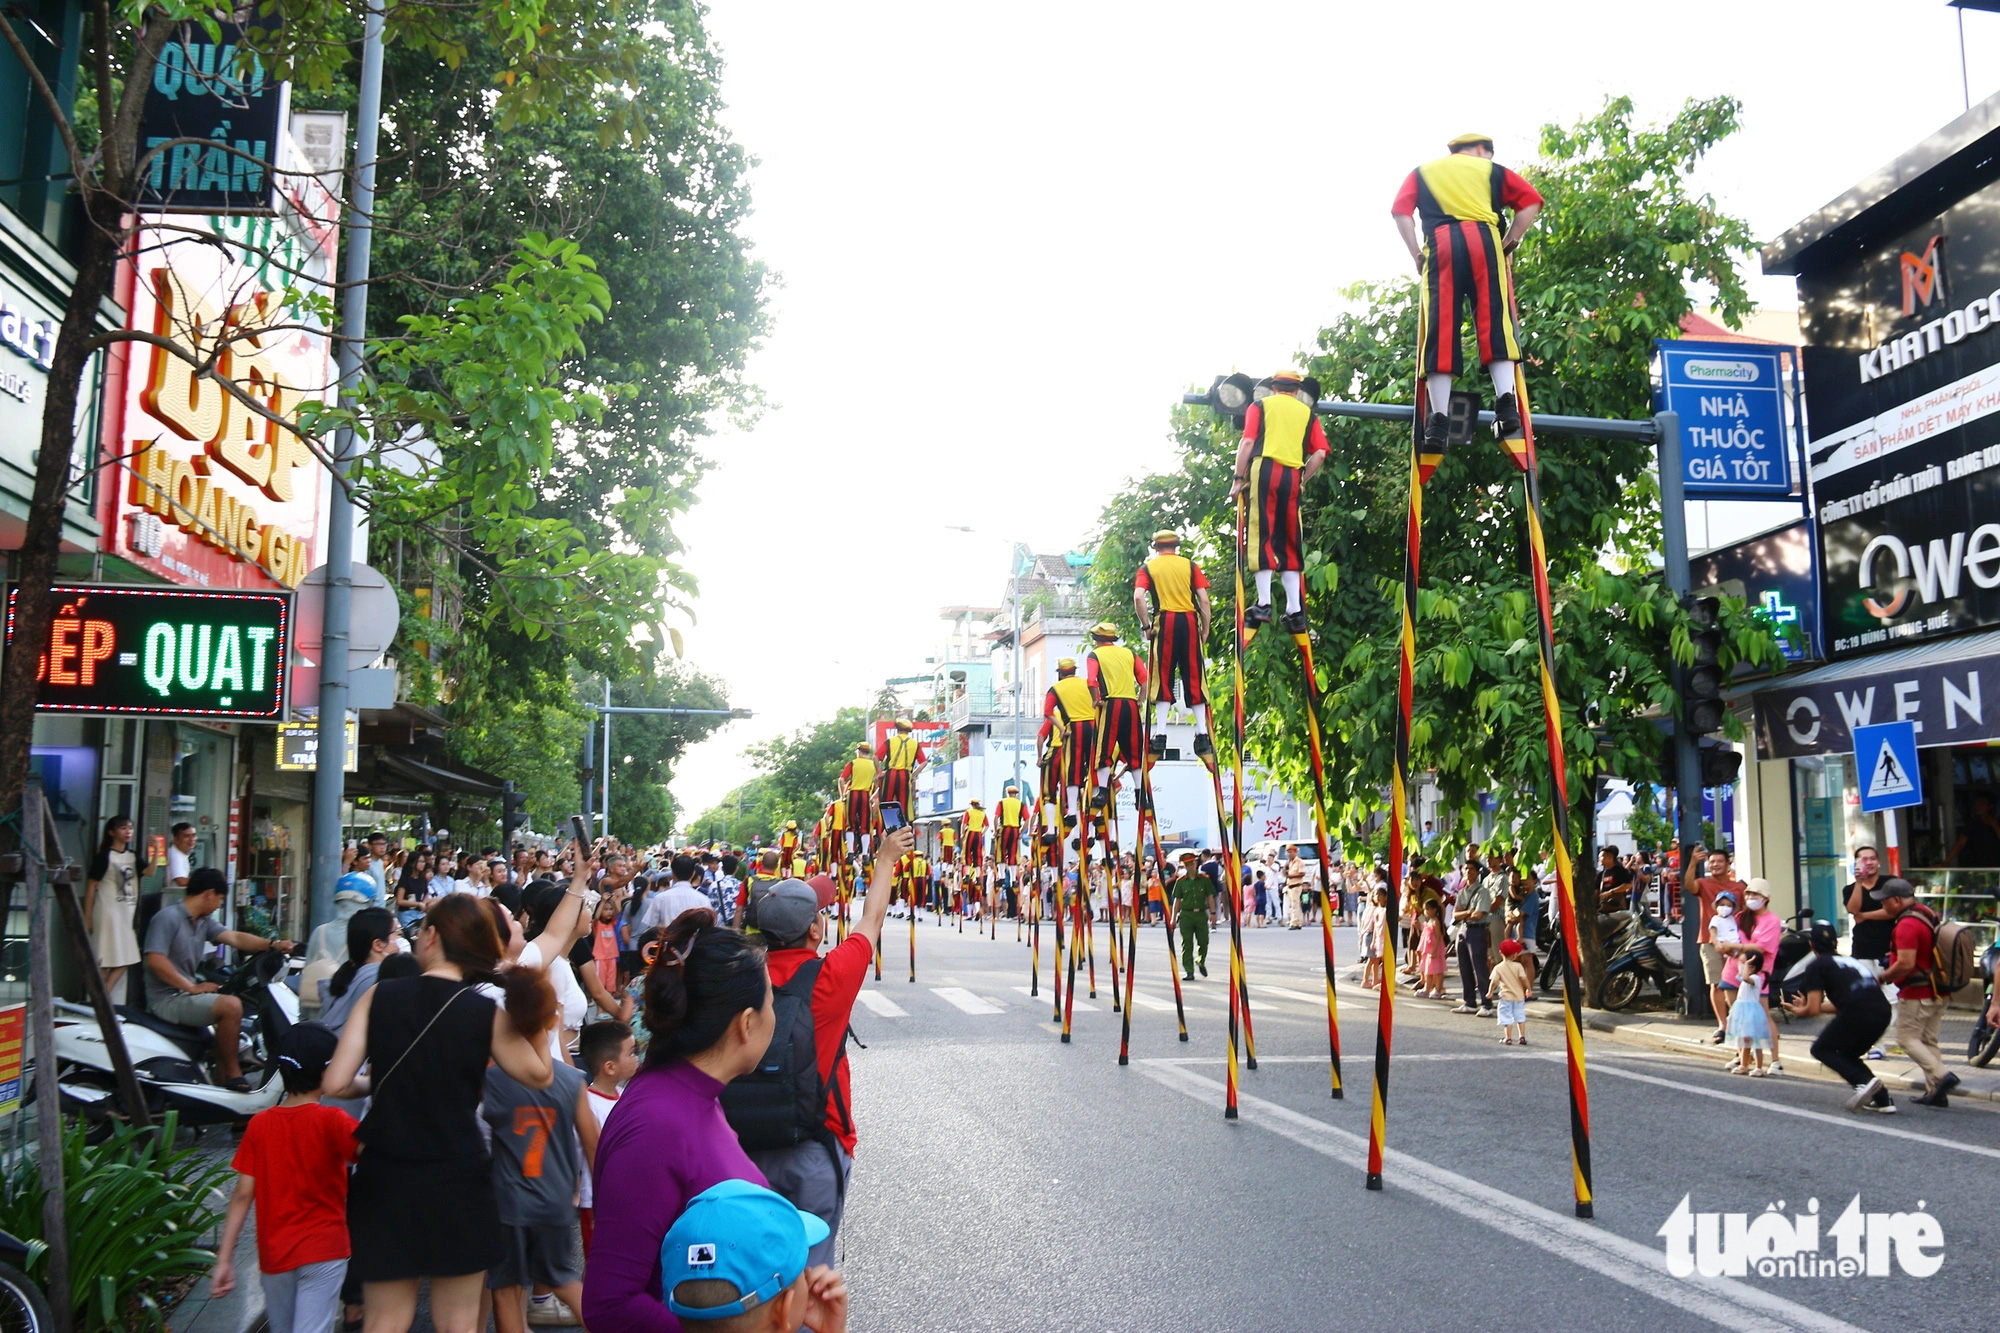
[5,584,290,719]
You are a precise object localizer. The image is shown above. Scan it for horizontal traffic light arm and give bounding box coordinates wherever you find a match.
[1179,393,1661,441]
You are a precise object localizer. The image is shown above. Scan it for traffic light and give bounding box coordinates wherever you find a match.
[500,780,528,845]
[1682,595,1726,737]
[1697,740,1742,788]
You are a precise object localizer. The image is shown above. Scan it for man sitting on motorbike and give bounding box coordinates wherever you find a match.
[143,867,294,1092]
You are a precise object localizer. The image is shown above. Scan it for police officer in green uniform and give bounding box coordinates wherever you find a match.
[1173,852,1210,980]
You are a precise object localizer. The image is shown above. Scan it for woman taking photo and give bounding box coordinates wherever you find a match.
[83,815,146,997]
[323,893,556,1333]
[582,909,775,1333]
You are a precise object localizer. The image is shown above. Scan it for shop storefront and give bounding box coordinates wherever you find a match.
[1760,93,2000,940]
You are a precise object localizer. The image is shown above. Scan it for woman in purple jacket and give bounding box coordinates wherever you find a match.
[583,909,776,1333]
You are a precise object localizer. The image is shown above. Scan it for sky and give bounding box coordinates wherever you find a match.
[664,0,2000,821]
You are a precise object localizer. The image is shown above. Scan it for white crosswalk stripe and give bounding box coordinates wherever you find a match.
[931,987,1004,1014]
[1012,985,1097,1012]
[1126,990,1179,1011]
[856,990,908,1017]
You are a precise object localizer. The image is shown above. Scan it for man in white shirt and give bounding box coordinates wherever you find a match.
[638,854,712,932]
[165,823,196,891]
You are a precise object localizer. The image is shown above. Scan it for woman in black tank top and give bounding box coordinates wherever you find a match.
[323,893,557,1333]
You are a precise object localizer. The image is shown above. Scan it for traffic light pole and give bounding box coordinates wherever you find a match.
[1656,410,1712,1022]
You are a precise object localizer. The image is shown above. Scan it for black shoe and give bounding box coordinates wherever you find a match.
[1244,604,1272,630]
[1192,732,1215,759]
[1197,961,1208,977]
[1940,1071,1962,1094]
[1281,610,1309,636]
[1183,972,1195,981]
[1089,789,1109,812]
[1912,1088,1950,1109]
[1424,411,1449,447]
[1493,392,1522,439]
[1148,733,1168,758]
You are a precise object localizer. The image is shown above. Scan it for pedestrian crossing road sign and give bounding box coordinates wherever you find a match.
[1854,720,1923,813]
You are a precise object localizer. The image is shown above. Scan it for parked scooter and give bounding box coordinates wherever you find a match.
[1599,910,1682,1011]
[49,946,299,1130]
[1968,943,2000,1068]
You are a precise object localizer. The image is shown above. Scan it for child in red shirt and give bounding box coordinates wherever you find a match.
[210,1024,359,1333]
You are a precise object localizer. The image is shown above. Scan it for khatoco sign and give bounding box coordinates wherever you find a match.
[1800,212,2000,656]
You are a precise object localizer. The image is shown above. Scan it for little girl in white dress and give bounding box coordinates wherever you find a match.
[1727,948,1773,1075]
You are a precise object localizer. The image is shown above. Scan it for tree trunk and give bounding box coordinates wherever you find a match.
[0,196,123,837]
[0,14,173,845]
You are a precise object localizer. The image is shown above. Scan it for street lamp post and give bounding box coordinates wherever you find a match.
[582,703,753,840]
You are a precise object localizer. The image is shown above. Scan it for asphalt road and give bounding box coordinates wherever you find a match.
[832,910,1999,1333]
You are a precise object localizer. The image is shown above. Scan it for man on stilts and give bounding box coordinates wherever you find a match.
[1133,528,1214,761]
[1085,623,1147,813]
[995,782,1026,916]
[962,798,989,919]
[779,819,801,877]
[1229,372,1330,633]
[881,717,920,814]
[1390,131,1543,449]
[1039,657,1097,829]
[839,741,878,859]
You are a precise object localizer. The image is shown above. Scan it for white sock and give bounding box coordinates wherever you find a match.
[1427,374,1453,415]
[1255,570,1272,607]
[1281,571,1302,614]
[1490,361,1516,398]
[1097,768,1112,788]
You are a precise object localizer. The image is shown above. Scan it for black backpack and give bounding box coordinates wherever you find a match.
[720,958,851,1152]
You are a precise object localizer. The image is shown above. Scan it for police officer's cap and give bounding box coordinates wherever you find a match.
[1090,621,1120,641]
[1151,529,1181,547]
[1448,131,1494,151]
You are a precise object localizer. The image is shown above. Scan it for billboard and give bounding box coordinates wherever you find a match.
[136,22,288,214]
[4,584,290,719]
[1796,209,2000,658]
[105,166,336,591]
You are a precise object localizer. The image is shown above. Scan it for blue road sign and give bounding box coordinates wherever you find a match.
[1654,340,1794,497]
[1853,720,1924,814]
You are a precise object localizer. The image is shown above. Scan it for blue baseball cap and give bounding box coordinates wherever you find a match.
[661,1180,830,1321]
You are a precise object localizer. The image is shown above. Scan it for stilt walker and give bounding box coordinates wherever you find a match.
[1375,131,1590,1212]
[1226,493,1258,1072]
[1289,615,1345,1100]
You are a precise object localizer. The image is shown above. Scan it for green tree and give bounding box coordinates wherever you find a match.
[0,0,675,834]
[595,662,732,845]
[1090,97,1787,1004]
[688,777,784,850]
[743,707,870,837]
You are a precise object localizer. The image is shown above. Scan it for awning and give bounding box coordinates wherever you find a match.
[1751,629,2000,759]
[367,750,506,799]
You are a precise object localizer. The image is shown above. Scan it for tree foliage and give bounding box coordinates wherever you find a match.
[1090,98,1786,867]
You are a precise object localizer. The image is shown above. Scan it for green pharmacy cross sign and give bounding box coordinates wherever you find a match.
[5,585,290,720]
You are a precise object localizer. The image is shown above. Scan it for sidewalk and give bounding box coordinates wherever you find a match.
[1338,963,2000,1103]
[173,1193,261,1333]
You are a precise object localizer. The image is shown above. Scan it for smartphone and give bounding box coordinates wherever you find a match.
[570,815,590,848]
[879,802,906,833]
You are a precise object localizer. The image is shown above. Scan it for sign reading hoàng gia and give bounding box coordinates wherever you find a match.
[4,584,290,719]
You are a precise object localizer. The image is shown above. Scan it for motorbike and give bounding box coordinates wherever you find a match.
[0,1229,52,1333]
[1599,910,1682,1011]
[49,946,299,1131]
[1968,943,2000,1068]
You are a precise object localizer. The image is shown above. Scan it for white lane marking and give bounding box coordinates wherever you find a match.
[932,987,1004,1015]
[1012,986,1097,1012]
[1126,990,1179,1011]
[1587,1057,2000,1161]
[1254,984,1326,1005]
[1135,1062,1867,1333]
[855,990,907,1018]
[1143,1053,1536,1065]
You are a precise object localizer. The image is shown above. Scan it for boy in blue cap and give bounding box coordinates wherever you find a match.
[661,1181,848,1333]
